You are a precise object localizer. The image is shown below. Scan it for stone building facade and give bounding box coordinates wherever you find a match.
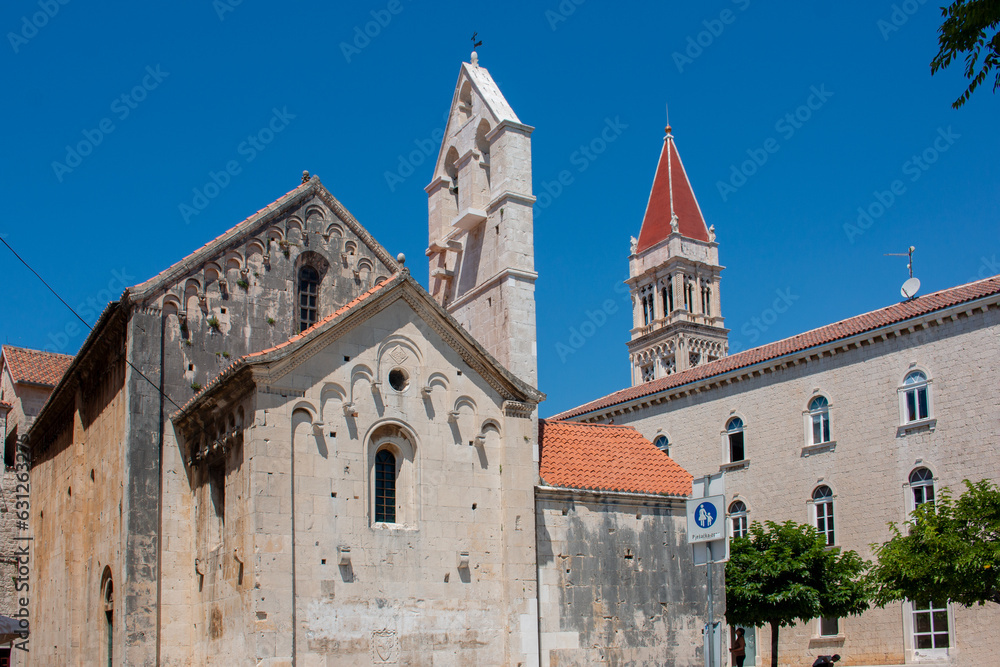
[554,127,1000,666]
[0,349,73,617]
[24,55,712,666]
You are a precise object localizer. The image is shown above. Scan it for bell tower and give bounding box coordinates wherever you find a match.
[425,52,538,385]
[627,124,728,386]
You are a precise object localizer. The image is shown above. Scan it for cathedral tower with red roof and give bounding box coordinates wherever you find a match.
[627,125,728,385]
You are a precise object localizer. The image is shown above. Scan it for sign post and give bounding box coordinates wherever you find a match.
[688,473,728,667]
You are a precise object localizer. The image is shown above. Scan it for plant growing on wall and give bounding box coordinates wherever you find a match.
[267,317,275,325]
[726,520,870,667]
[207,316,221,331]
[190,382,201,392]
[237,278,249,290]
[870,479,1000,608]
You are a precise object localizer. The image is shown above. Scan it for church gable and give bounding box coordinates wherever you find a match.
[130,176,398,319]
[174,272,542,426]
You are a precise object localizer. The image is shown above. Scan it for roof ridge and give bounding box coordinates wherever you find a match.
[129,179,315,296]
[2,345,74,359]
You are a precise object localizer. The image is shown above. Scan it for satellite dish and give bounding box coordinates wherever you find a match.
[901,277,921,299]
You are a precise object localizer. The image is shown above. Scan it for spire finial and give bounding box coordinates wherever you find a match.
[301,170,310,184]
[665,102,672,136]
[471,32,482,66]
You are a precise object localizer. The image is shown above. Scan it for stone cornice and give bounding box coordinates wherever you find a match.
[446,267,538,312]
[535,484,687,508]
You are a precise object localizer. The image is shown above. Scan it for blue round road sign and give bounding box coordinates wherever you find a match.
[695,502,717,529]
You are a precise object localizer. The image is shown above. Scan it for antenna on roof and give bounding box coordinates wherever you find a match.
[885,246,920,300]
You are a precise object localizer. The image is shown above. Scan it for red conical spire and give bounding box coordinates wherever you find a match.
[634,126,710,253]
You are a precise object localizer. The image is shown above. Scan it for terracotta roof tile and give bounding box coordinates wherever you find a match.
[1,346,74,387]
[538,419,693,496]
[553,274,1000,420]
[635,130,710,253]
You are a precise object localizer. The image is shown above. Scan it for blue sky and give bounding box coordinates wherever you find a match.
[2,1,997,416]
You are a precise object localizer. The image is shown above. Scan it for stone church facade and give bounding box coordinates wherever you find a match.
[24,56,710,666]
[555,126,1000,667]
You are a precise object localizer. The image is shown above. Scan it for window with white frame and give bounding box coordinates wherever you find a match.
[819,617,839,637]
[909,467,935,509]
[912,599,950,650]
[901,370,930,423]
[726,417,745,462]
[653,434,669,456]
[808,396,831,445]
[812,485,835,546]
[729,500,748,538]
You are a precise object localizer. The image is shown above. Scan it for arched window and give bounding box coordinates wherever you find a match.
[812,485,834,546]
[809,396,831,445]
[653,434,669,456]
[101,567,114,667]
[726,417,745,462]
[298,266,319,332]
[729,500,748,538]
[902,371,930,423]
[909,467,935,508]
[374,449,396,524]
[662,276,674,313]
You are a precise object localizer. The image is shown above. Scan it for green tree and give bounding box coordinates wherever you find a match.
[931,0,1000,108]
[870,479,1000,608]
[725,521,870,667]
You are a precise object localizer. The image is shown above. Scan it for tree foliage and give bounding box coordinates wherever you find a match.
[870,479,1000,608]
[930,0,1000,107]
[726,521,870,667]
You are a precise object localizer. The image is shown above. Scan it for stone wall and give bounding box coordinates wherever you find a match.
[537,490,715,667]
[29,343,127,665]
[169,295,540,664]
[599,303,1000,666]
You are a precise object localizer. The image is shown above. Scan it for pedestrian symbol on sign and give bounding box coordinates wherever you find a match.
[695,502,717,529]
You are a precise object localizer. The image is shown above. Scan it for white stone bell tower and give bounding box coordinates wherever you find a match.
[627,124,728,386]
[425,52,538,385]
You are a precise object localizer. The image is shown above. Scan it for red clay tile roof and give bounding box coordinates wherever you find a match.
[635,129,710,253]
[553,274,1000,420]
[1,346,74,387]
[539,419,693,496]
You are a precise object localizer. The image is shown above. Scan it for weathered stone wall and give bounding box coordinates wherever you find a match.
[601,304,1000,666]
[28,192,398,665]
[536,491,715,667]
[0,467,22,620]
[176,296,540,664]
[29,344,127,665]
